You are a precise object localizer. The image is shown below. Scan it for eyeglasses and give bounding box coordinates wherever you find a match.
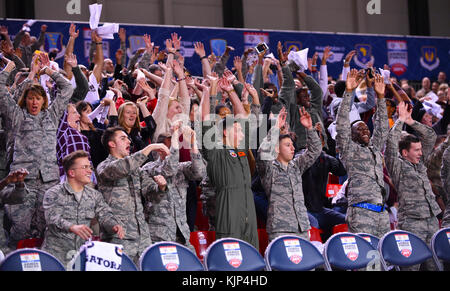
[70,165,94,171]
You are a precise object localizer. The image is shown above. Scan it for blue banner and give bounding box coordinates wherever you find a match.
[1,19,448,81]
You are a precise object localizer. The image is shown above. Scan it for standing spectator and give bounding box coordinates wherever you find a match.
[385,102,442,271]
[13,24,47,68]
[0,55,73,248]
[416,77,431,98]
[41,151,124,266]
[96,127,169,263]
[335,70,390,238]
[257,107,321,241]
[441,146,450,227]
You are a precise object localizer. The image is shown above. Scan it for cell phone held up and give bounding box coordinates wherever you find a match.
[365,67,374,79]
[255,42,269,55]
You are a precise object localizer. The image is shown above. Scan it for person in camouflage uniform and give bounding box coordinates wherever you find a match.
[96,127,170,263]
[41,151,124,266]
[0,169,29,255]
[257,106,321,241]
[426,135,450,212]
[441,146,450,227]
[0,56,74,248]
[142,125,206,249]
[385,102,442,271]
[336,69,390,238]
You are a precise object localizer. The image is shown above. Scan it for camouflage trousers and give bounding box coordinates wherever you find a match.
[0,207,14,255]
[397,216,439,271]
[4,178,58,248]
[346,206,391,238]
[150,226,196,254]
[106,235,152,266]
[268,230,309,243]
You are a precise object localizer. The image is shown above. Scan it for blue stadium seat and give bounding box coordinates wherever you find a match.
[71,248,137,271]
[264,235,324,271]
[378,230,435,271]
[139,242,204,271]
[0,248,65,271]
[204,238,266,271]
[430,227,450,271]
[323,232,378,271]
[357,233,380,250]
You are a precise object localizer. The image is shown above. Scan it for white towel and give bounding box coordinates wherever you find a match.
[89,4,119,40]
[379,68,391,85]
[83,241,123,271]
[87,90,114,124]
[288,48,309,72]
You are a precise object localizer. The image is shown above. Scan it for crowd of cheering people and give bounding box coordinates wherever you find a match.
[0,21,448,270]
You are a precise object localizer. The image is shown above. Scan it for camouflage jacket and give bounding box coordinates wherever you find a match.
[385,120,441,221]
[0,183,27,207]
[42,182,119,253]
[426,136,450,200]
[96,151,163,242]
[256,126,321,234]
[441,147,450,226]
[141,147,206,243]
[336,91,388,205]
[0,70,74,183]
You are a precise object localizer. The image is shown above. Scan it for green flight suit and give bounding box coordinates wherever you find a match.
[202,119,259,249]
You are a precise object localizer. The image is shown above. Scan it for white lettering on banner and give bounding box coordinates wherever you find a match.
[66,0,81,15]
[366,0,381,15]
[20,253,42,271]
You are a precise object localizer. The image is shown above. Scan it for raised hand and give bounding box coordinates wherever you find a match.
[223,70,236,83]
[143,34,152,52]
[171,32,182,51]
[218,77,233,93]
[373,73,386,98]
[69,23,79,38]
[65,53,78,68]
[346,69,364,92]
[119,27,126,43]
[322,46,333,64]
[194,42,206,58]
[165,38,176,54]
[397,101,413,125]
[344,50,356,66]
[276,106,287,129]
[233,56,243,71]
[299,107,313,130]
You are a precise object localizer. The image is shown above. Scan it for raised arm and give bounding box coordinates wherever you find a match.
[63,23,79,80]
[91,30,104,84]
[370,73,389,151]
[194,42,212,79]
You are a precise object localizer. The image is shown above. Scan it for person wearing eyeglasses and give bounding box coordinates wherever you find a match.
[41,150,125,266]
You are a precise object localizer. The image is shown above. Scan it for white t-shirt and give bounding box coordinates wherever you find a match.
[84,73,100,104]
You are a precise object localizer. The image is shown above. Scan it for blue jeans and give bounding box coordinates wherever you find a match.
[309,208,346,231]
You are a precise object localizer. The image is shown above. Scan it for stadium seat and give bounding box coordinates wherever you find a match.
[378,230,435,271]
[264,235,325,271]
[326,184,342,198]
[204,238,266,271]
[332,223,349,234]
[0,248,65,271]
[139,241,204,271]
[189,231,216,261]
[357,233,380,250]
[430,227,450,271]
[16,238,43,249]
[323,232,378,271]
[308,227,323,243]
[71,248,137,271]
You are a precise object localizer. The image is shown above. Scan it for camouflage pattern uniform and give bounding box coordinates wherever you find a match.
[385,120,441,271]
[199,176,217,231]
[257,126,321,242]
[336,91,390,238]
[426,136,450,207]
[0,70,74,247]
[441,147,450,227]
[41,181,120,266]
[142,147,206,249]
[0,183,27,254]
[96,151,165,263]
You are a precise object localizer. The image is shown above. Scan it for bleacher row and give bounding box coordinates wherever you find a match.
[1,227,449,271]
